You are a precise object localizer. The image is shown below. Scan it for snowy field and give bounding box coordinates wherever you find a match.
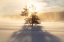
[0,19,64,42]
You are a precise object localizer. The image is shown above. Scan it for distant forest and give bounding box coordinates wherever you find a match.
[38,11,64,22]
[1,11,64,22]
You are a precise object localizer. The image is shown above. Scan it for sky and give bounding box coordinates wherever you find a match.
[0,0,64,15]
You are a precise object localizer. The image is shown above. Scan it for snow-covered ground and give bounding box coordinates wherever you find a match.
[0,19,64,42]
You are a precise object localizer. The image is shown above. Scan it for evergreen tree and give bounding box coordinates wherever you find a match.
[20,6,29,16]
[20,5,40,25]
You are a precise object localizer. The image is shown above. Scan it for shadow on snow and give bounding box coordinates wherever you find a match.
[7,25,61,42]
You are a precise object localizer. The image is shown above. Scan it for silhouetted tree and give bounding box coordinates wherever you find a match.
[20,5,41,26]
[20,6,29,16]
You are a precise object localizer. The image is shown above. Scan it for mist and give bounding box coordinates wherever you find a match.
[0,11,64,23]
[38,11,64,22]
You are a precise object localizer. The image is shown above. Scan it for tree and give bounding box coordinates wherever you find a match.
[20,6,29,16]
[20,5,41,26]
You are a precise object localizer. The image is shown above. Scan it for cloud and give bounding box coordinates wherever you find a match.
[0,0,29,15]
[0,0,64,15]
[40,6,64,12]
[37,0,64,12]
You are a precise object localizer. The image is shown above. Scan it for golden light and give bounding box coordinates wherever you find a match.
[27,1,41,12]
[26,1,42,17]
[26,0,47,17]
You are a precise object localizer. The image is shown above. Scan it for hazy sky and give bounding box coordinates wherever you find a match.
[0,0,64,15]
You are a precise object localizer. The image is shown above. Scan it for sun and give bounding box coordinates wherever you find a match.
[26,1,43,17]
[27,1,41,12]
[26,1,47,16]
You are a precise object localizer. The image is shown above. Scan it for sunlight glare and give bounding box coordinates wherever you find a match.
[27,1,41,12]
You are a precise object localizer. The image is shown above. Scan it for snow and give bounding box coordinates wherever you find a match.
[0,18,64,42]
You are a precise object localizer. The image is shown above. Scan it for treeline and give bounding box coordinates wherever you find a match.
[38,11,64,22]
[0,11,64,21]
[0,14,25,20]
